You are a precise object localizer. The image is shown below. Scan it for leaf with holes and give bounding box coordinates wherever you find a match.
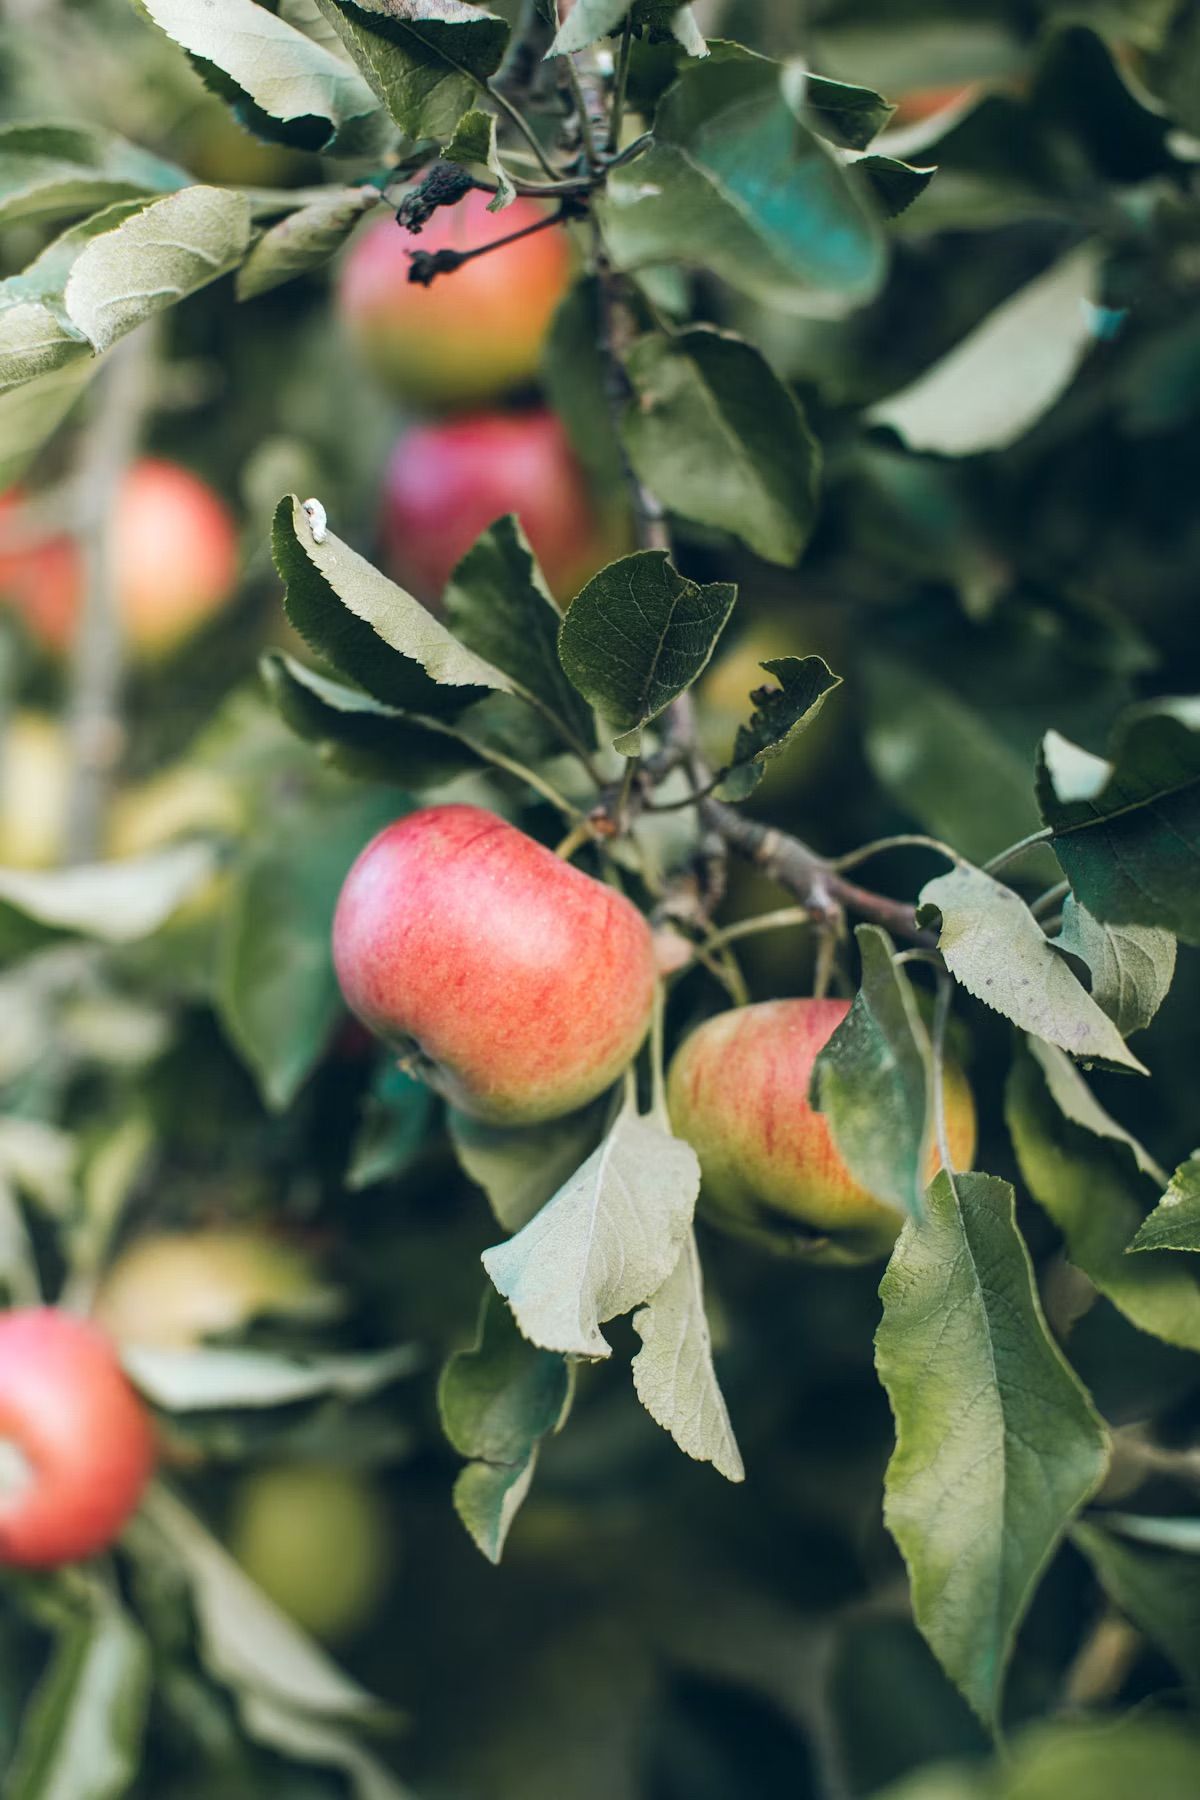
[717,655,840,802]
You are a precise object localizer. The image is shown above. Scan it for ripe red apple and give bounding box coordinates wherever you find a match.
[337,190,570,408]
[668,999,977,1263]
[379,409,617,603]
[0,459,238,659]
[332,805,657,1125]
[0,1308,155,1566]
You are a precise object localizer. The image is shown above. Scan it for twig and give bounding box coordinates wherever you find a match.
[486,79,561,181]
[407,207,570,286]
[63,325,157,865]
[608,14,635,152]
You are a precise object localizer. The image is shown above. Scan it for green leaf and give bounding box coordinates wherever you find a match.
[1072,1520,1200,1700]
[558,549,736,755]
[0,844,216,967]
[216,787,398,1110]
[237,186,382,300]
[448,1102,607,1233]
[1037,699,1200,945]
[1006,1045,1200,1354]
[876,1170,1109,1728]
[314,0,509,139]
[541,276,628,489]
[443,516,596,752]
[631,1229,744,1483]
[347,1059,434,1190]
[137,0,391,157]
[619,327,820,565]
[812,925,933,1224]
[8,1588,151,1800]
[235,1693,416,1800]
[918,864,1147,1074]
[1129,1156,1200,1254]
[481,1098,699,1358]
[862,656,1046,870]
[996,1717,1200,1800]
[0,123,184,227]
[0,359,95,487]
[1024,1038,1165,1185]
[272,495,507,714]
[550,1,706,58]
[716,653,840,802]
[872,243,1102,455]
[261,650,481,787]
[1100,1513,1200,1554]
[440,1287,570,1561]
[143,1484,384,1719]
[792,71,894,151]
[123,1342,417,1411]
[443,108,514,209]
[63,187,252,354]
[855,154,938,220]
[1054,894,1176,1038]
[599,44,885,314]
[0,301,89,395]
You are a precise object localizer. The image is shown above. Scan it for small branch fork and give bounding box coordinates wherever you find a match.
[420,0,942,953]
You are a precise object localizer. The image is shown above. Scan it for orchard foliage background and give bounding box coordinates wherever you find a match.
[2,0,1200,1795]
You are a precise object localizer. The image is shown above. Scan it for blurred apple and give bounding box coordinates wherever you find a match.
[0,461,239,660]
[890,83,980,126]
[338,190,571,409]
[227,1463,393,1643]
[108,762,244,859]
[379,409,619,604]
[0,711,70,869]
[93,1229,334,1351]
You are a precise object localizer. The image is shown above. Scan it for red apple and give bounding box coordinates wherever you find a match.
[0,1308,155,1567]
[379,409,616,603]
[337,190,571,408]
[668,999,977,1263]
[332,805,657,1125]
[890,83,980,126]
[0,459,238,659]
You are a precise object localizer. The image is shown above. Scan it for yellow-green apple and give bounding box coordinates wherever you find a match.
[0,711,70,869]
[0,460,238,660]
[0,1308,155,1566]
[379,409,617,603]
[337,189,570,408]
[669,998,977,1263]
[228,1463,392,1643]
[332,805,657,1125]
[93,1230,332,1351]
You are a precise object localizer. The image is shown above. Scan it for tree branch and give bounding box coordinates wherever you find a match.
[63,324,157,865]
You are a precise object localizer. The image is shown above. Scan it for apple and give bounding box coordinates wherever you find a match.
[337,189,570,408]
[0,459,238,660]
[379,408,617,603]
[227,1463,393,1644]
[890,83,979,126]
[0,1308,155,1566]
[668,999,977,1264]
[107,762,244,860]
[332,804,657,1125]
[0,711,70,869]
[93,1230,332,1351]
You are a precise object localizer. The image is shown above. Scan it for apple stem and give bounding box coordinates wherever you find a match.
[407,207,571,287]
[485,81,562,183]
[553,819,596,860]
